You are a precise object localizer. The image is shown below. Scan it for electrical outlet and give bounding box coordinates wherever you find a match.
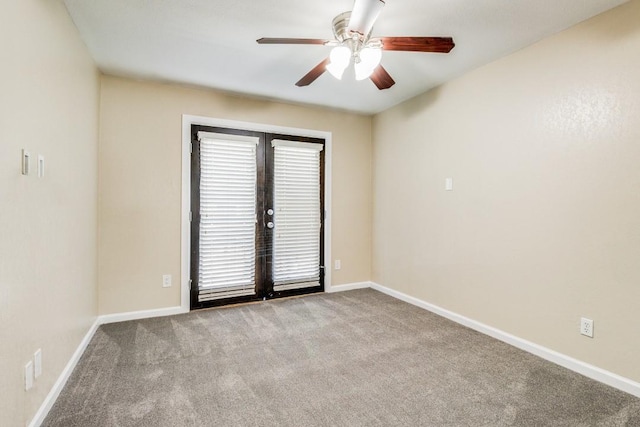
[334,260,341,270]
[25,361,34,391]
[34,349,42,378]
[162,274,172,288]
[580,317,594,338]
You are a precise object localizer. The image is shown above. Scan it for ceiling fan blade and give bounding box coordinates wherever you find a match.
[257,38,329,45]
[347,0,385,37]
[379,37,455,53]
[296,58,330,87]
[369,64,395,90]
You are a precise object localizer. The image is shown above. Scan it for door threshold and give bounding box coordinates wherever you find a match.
[193,291,322,312]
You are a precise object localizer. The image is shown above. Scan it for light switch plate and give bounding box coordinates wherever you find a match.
[22,149,30,175]
[37,155,45,178]
[25,361,34,390]
[445,178,453,191]
[34,349,42,378]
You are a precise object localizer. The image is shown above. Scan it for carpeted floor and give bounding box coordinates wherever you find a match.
[43,289,640,426]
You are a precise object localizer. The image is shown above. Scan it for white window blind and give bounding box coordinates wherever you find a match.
[271,139,323,291]
[197,132,258,301]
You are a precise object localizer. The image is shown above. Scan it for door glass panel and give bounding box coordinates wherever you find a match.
[271,139,323,291]
[197,132,258,302]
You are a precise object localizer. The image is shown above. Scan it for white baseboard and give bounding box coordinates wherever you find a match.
[326,281,372,293]
[370,282,640,398]
[28,318,100,427]
[31,284,640,427]
[29,305,188,426]
[99,306,187,325]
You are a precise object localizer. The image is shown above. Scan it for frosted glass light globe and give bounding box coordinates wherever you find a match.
[326,45,352,80]
[355,47,382,80]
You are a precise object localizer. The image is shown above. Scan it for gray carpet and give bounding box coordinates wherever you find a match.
[43,289,640,426]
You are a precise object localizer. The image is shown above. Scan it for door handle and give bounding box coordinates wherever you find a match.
[267,221,274,229]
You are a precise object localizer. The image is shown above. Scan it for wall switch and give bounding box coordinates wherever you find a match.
[34,349,42,378]
[37,155,45,178]
[334,260,341,270]
[25,361,34,390]
[580,317,594,338]
[445,178,453,191]
[162,274,172,288]
[22,149,30,175]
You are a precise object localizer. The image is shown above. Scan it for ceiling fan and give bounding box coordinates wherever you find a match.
[257,0,455,90]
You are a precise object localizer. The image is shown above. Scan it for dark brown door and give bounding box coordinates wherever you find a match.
[190,126,324,309]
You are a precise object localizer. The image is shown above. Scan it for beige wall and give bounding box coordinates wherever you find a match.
[0,0,100,425]
[99,76,372,314]
[372,0,640,383]
[4,0,637,423]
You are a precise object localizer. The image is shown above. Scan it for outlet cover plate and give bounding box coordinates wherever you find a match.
[162,274,172,288]
[580,317,594,338]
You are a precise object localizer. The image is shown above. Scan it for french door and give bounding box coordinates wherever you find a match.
[190,125,325,309]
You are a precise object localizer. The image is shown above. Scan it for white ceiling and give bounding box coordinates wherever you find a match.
[63,0,627,115]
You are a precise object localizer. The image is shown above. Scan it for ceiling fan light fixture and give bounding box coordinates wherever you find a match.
[355,46,382,80]
[257,0,454,90]
[326,45,352,80]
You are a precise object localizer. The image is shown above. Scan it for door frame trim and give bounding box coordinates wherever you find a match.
[181,114,333,313]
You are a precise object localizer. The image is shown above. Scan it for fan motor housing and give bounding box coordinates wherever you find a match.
[332,12,351,42]
[332,11,373,55]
